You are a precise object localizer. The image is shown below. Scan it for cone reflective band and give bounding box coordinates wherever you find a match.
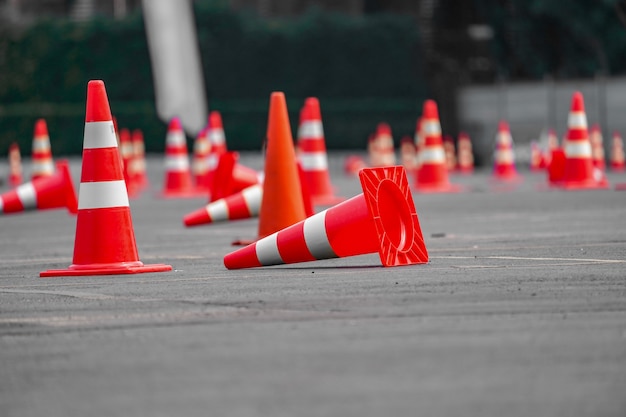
[184,183,262,226]
[1,160,77,215]
[414,100,461,193]
[31,119,55,180]
[41,80,172,277]
[224,166,428,269]
[557,91,609,189]
[297,98,343,205]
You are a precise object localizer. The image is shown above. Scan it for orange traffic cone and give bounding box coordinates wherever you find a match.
[296,97,343,205]
[8,142,23,187]
[209,151,262,202]
[160,117,199,198]
[456,131,474,174]
[610,131,625,172]
[41,80,172,277]
[1,160,77,215]
[443,135,457,171]
[556,91,609,189]
[414,100,462,192]
[31,119,55,180]
[192,127,212,191]
[399,136,417,173]
[131,129,149,190]
[492,120,521,181]
[224,166,428,269]
[589,124,606,171]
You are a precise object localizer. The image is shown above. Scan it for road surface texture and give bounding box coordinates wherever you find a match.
[1,153,625,417]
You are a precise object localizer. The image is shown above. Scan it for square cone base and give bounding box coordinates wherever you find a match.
[40,263,172,277]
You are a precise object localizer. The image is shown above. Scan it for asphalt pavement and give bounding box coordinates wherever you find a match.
[1,152,625,417]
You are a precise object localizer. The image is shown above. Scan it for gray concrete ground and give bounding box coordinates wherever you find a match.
[1,153,625,417]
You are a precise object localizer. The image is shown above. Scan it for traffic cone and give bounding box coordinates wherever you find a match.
[556,91,609,189]
[372,123,396,167]
[542,128,560,168]
[160,117,199,198]
[529,140,545,171]
[224,165,428,269]
[31,118,55,180]
[209,151,262,202]
[184,183,262,227]
[443,135,457,171]
[1,160,77,215]
[8,142,23,187]
[41,80,172,277]
[492,120,521,181]
[589,124,606,171]
[191,127,212,191]
[456,131,474,174]
[414,100,462,193]
[399,136,417,173]
[118,127,138,197]
[610,131,625,172]
[205,111,228,185]
[131,129,149,190]
[296,97,343,205]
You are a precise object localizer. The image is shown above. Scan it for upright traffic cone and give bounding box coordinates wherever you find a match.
[1,160,77,215]
[589,124,606,171]
[191,127,212,191]
[224,166,428,269]
[41,80,172,277]
[456,131,474,174]
[556,91,609,189]
[492,120,521,181]
[258,92,306,237]
[296,97,343,205]
[31,118,55,180]
[209,151,262,202]
[610,131,625,172]
[160,117,199,198]
[443,135,457,171]
[131,129,149,190]
[8,142,23,187]
[372,123,396,167]
[414,100,462,193]
[118,127,138,197]
[529,140,545,171]
[205,111,228,185]
[399,136,417,173]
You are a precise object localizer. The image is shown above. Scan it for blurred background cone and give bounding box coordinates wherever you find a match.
[205,110,228,187]
[8,142,23,187]
[589,123,606,171]
[399,136,417,173]
[492,120,521,182]
[610,131,625,172]
[557,91,609,189]
[41,80,172,277]
[31,118,55,181]
[456,131,474,174]
[131,128,149,190]
[1,160,77,216]
[414,100,462,192]
[160,117,201,198]
[191,127,212,192]
[224,166,428,270]
[296,97,344,205]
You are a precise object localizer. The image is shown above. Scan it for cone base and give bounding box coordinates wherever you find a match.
[40,263,172,277]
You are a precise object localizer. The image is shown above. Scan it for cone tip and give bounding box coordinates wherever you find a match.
[85,80,112,123]
[304,97,321,120]
[377,122,392,135]
[209,111,223,129]
[571,91,585,112]
[498,120,509,132]
[423,100,439,119]
[168,117,182,131]
[34,119,48,136]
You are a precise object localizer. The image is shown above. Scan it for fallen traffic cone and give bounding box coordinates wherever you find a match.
[41,80,172,277]
[492,120,521,182]
[192,127,212,191]
[8,142,23,187]
[296,97,344,205]
[556,91,609,189]
[131,129,149,190]
[210,151,262,202]
[224,165,428,269]
[456,131,474,174]
[610,131,625,172]
[31,118,55,180]
[184,183,262,226]
[160,117,199,198]
[414,100,462,193]
[1,160,77,215]
[590,124,606,171]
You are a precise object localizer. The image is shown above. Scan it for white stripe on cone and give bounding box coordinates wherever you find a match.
[255,233,282,266]
[78,180,129,210]
[299,152,329,170]
[32,139,51,151]
[31,161,55,173]
[565,141,592,158]
[299,121,324,138]
[16,183,37,209]
[241,184,262,215]
[166,131,186,146]
[206,199,228,221]
[165,155,190,171]
[302,210,336,259]
[83,122,117,149]
[422,120,441,136]
[568,112,587,129]
[495,149,515,164]
[209,131,225,145]
[419,147,446,164]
